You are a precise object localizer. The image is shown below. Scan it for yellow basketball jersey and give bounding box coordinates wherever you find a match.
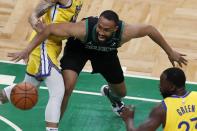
[163,91,197,131]
[27,0,83,78]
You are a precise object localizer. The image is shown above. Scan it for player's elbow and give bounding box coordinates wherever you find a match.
[136,25,156,38]
[28,12,38,25]
[28,15,34,26]
[146,25,158,37]
[144,25,154,34]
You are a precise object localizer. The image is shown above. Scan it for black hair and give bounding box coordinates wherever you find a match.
[163,67,186,88]
[100,10,119,25]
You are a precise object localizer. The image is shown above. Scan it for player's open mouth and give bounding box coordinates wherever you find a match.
[98,35,105,41]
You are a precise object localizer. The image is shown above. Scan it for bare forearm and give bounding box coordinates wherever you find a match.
[25,22,71,53]
[29,0,53,26]
[147,26,173,56]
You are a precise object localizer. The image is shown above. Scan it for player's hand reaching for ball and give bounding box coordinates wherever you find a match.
[120,105,135,122]
[8,50,29,63]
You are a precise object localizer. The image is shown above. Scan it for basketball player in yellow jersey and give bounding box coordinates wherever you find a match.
[120,67,197,131]
[0,0,82,131]
[28,0,83,78]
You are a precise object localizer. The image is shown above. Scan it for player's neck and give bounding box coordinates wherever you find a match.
[175,89,188,97]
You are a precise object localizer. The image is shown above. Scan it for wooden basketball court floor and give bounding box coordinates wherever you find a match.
[1,1,197,130]
[0,61,196,131]
[1,0,197,81]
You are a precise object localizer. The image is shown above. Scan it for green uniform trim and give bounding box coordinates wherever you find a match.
[84,19,89,42]
[119,22,125,42]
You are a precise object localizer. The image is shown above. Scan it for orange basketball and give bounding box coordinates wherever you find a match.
[10,82,38,110]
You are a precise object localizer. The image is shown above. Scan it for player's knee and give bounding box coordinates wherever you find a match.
[64,83,75,96]
[49,85,65,99]
[58,88,65,101]
[114,88,126,97]
[64,88,73,97]
[118,90,126,97]
[59,85,65,96]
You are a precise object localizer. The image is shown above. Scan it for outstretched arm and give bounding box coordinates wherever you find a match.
[120,104,165,131]
[8,21,86,62]
[121,24,188,67]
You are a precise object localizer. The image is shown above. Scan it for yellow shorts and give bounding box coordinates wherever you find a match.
[26,39,62,78]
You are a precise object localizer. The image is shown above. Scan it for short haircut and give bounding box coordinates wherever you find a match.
[163,67,186,88]
[100,10,119,25]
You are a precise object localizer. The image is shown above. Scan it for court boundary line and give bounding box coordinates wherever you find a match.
[40,86,161,103]
[0,60,196,103]
[0,115,22,131]
[0,60,196,85]
[0,80,161,103]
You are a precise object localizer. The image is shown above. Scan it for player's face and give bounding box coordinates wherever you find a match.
[159,74,175,98]
[96,16,118,43]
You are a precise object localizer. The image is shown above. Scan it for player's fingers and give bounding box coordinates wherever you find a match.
[170,60,175,67]
[16,55,24,62]
[180,53,187,56]
[128,105,135,111]
[8,54,18,61]
[8,52,23,62]
[182,57,188,62]
[12,55,21,62]
[181,58,188,65]
[178,57,188,66]
[178,61,182,67]
[24,58,28,64]
[10,57,17,61]
[181,58,188,63]
[7,52,16,57]
[15,56,21,62]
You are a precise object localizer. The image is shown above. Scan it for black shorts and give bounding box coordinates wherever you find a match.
[60,38,124,84]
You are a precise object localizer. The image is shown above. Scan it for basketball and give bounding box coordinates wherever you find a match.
[10,82,38,110]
